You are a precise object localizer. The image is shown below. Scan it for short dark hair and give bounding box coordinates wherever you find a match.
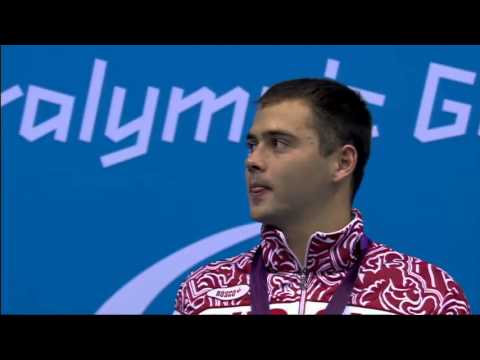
[258,78,372,202]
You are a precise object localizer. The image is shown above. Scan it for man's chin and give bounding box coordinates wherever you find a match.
[249,207,275,224]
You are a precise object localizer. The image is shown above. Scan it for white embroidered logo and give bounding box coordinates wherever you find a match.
[207,285,250,300]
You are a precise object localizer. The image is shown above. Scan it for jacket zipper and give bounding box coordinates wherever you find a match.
[276,230,313,315]
[298,268,308,314]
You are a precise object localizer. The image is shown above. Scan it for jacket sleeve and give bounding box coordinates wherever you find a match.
[174,280,188,315]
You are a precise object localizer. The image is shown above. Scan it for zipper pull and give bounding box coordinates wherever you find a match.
[299,268,308,290]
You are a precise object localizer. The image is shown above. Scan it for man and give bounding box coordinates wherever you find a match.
[174,78,471,315]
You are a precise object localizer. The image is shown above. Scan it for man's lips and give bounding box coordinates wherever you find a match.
[248,183,272,192]
[248,184,272,199]
[250,186,270,194]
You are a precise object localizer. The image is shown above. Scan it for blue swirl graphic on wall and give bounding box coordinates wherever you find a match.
[96,223,261,314]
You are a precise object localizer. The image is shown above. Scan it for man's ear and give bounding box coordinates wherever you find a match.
[332,144,357,183]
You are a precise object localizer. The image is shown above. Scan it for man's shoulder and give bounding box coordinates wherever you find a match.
[366,242,456,280]
[363,242,471,314]
[174,246,258,314]
[183,246,257,285]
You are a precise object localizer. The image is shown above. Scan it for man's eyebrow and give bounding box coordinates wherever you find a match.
[246,130,296,141]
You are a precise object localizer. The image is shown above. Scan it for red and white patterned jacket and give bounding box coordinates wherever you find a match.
[175,209,470,315]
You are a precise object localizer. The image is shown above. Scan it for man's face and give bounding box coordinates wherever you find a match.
[245,99,337,226]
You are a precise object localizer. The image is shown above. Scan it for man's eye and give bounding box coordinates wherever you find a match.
[246,142,257,152]
[271,138,288,149]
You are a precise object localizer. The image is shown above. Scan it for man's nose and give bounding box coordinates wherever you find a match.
[246,147,266,173]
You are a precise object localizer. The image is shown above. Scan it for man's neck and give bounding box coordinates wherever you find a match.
[280,203,353,266]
